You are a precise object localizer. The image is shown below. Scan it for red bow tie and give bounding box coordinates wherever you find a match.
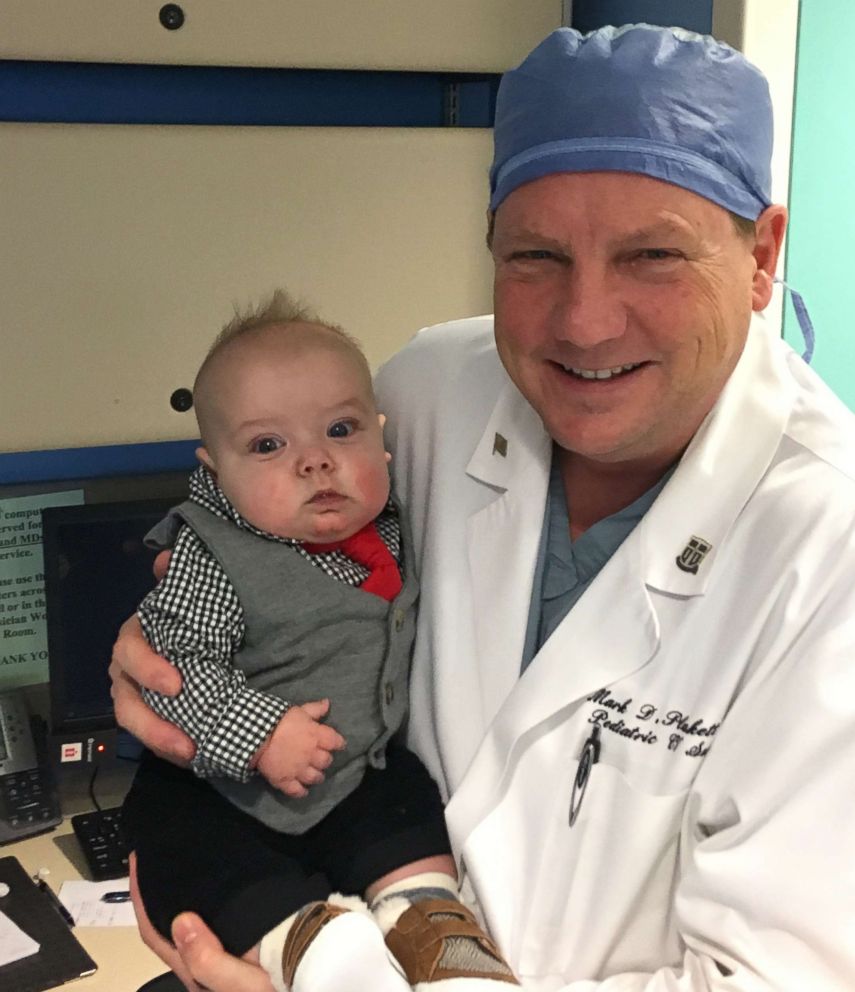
[304,522,402,602]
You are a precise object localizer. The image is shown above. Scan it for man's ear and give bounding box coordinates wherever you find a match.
[751,204,788,312]
[196,446,217,477]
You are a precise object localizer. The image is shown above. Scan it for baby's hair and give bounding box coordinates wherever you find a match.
[193,289,373,442]
[199,288,364,378]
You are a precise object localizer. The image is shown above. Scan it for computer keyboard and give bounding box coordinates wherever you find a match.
[70,805,131,881]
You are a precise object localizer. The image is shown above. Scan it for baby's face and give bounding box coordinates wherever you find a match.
[199,328,390,543]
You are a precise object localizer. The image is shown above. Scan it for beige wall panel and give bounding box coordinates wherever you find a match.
[0,123,494,452]
[2,1,562,71]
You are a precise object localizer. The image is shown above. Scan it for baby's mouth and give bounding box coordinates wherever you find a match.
[308,489,345,504]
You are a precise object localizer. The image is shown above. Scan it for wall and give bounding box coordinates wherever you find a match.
[783,0,855,406]
[0,1,563,454]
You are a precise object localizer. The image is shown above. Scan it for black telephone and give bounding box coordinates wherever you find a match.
[0,691,62,843]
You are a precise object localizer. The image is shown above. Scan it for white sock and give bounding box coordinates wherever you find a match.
[292,910,410,992]
[258,893,370,992]
[371,871,459,934]
[259,909,300,992]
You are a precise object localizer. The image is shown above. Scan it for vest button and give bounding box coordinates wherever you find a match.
[385,683,394,705]
[394,609,405,632]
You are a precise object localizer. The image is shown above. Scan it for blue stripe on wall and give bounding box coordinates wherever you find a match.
[572,0,712,34]
[0,60,498,127]
[0,440,199,486]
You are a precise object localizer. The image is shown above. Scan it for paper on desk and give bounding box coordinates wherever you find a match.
[59,878,136,927]
[0,908,40,966]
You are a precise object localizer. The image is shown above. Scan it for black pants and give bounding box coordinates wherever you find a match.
[123,744,451,955]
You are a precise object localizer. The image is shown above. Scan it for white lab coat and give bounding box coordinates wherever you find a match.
[374,314,855,991]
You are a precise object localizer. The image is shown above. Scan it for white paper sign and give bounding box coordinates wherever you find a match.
[0,490,84,688]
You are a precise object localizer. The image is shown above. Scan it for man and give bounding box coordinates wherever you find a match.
[112,25,855,991]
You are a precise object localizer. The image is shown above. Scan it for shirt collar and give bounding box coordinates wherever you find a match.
[188,465,397,545]
[188,466,302,545]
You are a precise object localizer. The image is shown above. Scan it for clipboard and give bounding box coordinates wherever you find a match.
[0,856,97,992]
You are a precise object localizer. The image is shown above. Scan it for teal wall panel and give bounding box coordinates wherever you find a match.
[784,0,855,407]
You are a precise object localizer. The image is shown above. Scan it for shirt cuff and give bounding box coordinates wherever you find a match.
[193,689,290,782]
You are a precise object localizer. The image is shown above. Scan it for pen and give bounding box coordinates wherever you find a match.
[101,890,131,903]
[35,878,76,927]
[569,725,601,827]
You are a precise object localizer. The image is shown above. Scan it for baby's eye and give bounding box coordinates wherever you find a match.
[328,420,356,439]
[251,436,284,454]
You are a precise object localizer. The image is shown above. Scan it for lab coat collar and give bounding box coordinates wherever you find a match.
[641,315,794,596]
[465,375,551,492]
[464,378,553,726]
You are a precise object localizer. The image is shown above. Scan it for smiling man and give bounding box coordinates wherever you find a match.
[111,25,855,992]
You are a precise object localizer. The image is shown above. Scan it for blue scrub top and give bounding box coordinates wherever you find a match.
[521,450,673,671]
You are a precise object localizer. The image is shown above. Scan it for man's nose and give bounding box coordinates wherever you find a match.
[553,263,627,348]
[296,446,335,476]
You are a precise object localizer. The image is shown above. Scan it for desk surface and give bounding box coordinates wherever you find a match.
[5,763,165,992]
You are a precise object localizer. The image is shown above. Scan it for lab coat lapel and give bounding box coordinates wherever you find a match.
[465,382,552,730]
[493,520,659,752]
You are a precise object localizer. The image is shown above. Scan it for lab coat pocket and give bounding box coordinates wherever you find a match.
[517,759,687,981]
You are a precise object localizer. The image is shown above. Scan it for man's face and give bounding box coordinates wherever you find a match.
[199,326,390,543]
[491,172,776,469]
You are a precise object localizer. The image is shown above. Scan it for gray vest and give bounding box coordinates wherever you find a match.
[175,501,418,834]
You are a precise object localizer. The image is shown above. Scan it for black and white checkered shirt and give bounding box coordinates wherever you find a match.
[138,466,401,782]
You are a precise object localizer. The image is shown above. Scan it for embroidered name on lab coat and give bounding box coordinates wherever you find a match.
[586,688,721,760]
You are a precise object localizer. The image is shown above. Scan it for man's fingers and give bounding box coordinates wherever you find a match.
[173,913,275,992]
[130,855,202,992]
[153,549,173,581]
[110,667,195,765]
[112,615,182,696]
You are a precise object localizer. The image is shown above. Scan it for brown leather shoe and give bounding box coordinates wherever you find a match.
[280,901,349,989]
[384,898,519,985]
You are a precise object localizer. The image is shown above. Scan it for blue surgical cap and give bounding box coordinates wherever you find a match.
[490,24,773,219]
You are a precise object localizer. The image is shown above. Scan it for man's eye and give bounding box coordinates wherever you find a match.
[251,436,284,454]
[328,420,356,439]
[515,249,556,261]
[639,248,678,261]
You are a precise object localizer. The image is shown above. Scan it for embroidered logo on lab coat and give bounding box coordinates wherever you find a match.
[675,535,712,574]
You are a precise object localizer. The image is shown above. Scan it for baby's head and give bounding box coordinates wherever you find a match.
[193,290,390,544]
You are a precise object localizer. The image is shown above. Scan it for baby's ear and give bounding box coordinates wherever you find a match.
[196,446,217,477]
[377,413,392,464]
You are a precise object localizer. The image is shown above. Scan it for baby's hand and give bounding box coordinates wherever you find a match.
[255,699,346,799]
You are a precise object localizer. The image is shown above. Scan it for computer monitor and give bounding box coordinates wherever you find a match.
[42,496,179,743]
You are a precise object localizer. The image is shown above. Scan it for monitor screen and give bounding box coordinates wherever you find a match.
[42,498,179,735]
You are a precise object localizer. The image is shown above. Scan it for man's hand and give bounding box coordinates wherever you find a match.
[172,913,276,992]
[109,614,196,766]
[130,854,274,992]
[255,700,346,798]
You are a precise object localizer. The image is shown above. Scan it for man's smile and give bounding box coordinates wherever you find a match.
[559,361,645,381]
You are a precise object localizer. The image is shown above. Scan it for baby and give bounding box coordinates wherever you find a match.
[122,291,518,992]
